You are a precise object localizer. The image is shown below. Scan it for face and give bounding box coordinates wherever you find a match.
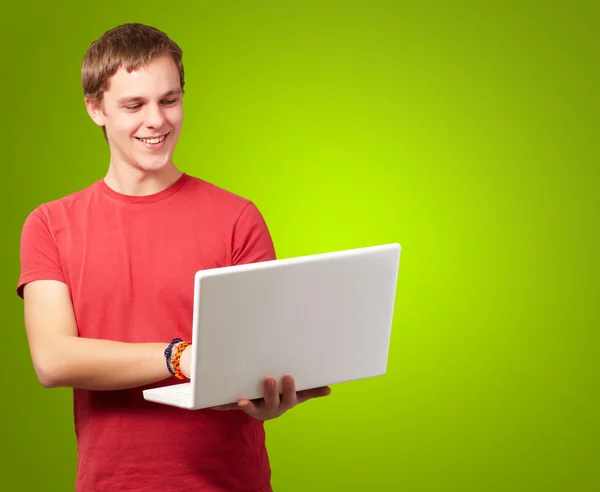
[86,54,183,174]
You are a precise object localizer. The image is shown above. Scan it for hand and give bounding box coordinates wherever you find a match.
[212,374,331,420]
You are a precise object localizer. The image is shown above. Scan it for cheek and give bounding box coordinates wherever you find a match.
[125,119,142,138]
[109,115,140,140]
[167,108,183,129]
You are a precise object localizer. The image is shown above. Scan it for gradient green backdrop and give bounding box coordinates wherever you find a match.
[1,1,598,490]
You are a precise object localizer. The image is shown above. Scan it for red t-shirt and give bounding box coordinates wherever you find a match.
[17,173,276,492]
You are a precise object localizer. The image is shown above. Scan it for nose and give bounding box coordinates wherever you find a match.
[144,103,166,129]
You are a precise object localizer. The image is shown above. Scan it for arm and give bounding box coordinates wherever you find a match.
[19,208,186,391]
[23,279,174,391]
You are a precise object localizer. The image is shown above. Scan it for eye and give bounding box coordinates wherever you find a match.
[162,99,177,105]
[125,104,142,110]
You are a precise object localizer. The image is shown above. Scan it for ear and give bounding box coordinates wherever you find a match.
[84,96,106,127]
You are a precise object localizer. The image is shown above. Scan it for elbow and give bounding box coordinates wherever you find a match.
[36,367,60,389]
[38,374,60,389]
[32,357,64,389]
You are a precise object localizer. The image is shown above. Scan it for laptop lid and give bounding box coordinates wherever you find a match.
[185,243,401,409]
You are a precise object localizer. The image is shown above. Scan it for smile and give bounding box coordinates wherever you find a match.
[135,132,170,150]
[136,134,167,144]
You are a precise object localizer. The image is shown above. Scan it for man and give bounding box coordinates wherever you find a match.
[17,23,330,492]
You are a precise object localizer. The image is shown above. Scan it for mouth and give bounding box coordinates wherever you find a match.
[135,132,170,149]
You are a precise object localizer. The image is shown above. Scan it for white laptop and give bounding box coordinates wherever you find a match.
[143,243,401,410]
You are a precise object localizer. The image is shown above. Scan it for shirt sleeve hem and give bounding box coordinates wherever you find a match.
[16,271,67,299]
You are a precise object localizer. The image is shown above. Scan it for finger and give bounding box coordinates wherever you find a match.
[280,374,296,408]
[297,386,332,404]
[263,377,280,409]
[211,403,239,411]
[237,399,259,417]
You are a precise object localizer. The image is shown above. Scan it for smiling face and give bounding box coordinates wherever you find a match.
[85,54,183,175]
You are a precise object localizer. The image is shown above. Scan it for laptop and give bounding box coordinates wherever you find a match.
[142,243,401,410]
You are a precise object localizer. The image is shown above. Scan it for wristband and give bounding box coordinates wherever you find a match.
[172,341,192,380]
[164,337,183,375]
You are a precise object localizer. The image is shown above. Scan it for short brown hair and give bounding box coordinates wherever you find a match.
[82,23,185,103]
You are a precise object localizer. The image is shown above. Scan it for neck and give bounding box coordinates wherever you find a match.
[104,161,183,196]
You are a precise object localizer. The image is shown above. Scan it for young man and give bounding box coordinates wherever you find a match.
[17,23,330,492]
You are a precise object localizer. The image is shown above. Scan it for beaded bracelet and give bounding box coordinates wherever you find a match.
[172,341,192,380]
[164,337,183,375]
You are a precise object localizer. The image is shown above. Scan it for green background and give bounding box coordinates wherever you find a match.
[1,1,598,490]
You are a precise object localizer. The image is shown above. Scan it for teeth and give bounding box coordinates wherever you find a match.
[139,135,166,144]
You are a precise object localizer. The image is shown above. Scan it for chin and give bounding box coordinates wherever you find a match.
[135,155,174,173]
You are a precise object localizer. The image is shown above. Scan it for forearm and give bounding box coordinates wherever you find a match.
[36,337,172,391]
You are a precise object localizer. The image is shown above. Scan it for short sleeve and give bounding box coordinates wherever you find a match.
[232,202,277,265]
[17,207,66,298]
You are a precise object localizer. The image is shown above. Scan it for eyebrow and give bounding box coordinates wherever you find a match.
[117,88,182,105]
